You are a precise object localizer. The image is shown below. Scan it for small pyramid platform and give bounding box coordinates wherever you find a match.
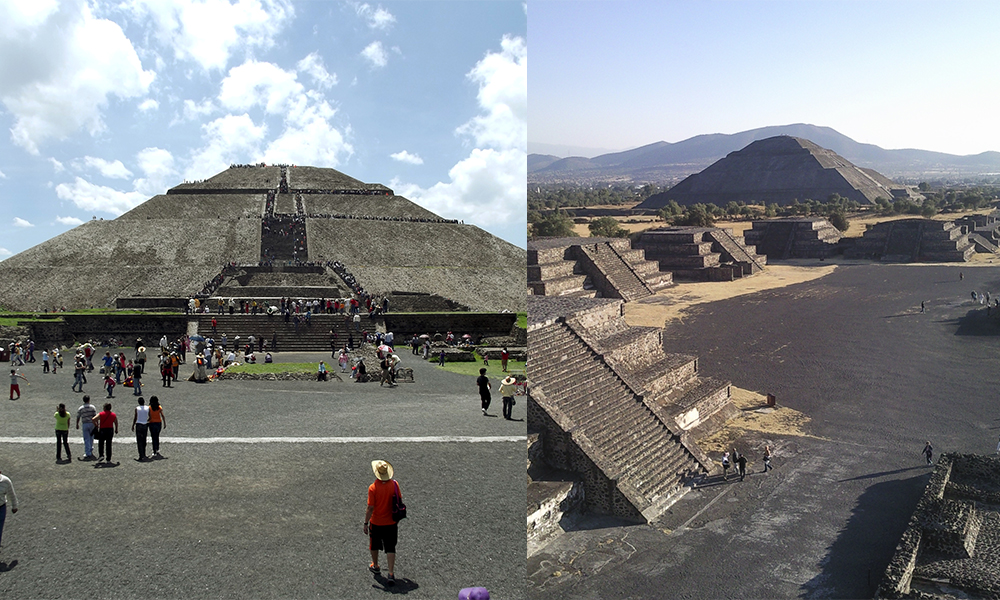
[527,237,673,301]
[636,227,766,281]
[0,165,525,312]
[743,218,842,259]
[637,136,914,209]
[527,296,733,523]
[846,218,975,262]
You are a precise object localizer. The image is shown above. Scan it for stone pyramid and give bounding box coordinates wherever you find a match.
[637,136,908,209]
[0,165,525,312]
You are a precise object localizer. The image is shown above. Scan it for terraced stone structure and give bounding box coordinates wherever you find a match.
[0,165,525,312]
[742,218,843,259]
[636,227,766,281]
[527,295,735,523]
[527,237,673,300]
[877,454,1000,599]
[846,219,975,263]
[636,135,916,209]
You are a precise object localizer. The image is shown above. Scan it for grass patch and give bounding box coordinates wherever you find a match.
[224,362,319,374]
[436,354,526,378]
[516,312,526,329]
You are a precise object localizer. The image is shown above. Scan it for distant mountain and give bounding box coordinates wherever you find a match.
[528,124,1000,183]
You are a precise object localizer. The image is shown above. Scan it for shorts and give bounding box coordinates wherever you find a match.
[369,523,398,553]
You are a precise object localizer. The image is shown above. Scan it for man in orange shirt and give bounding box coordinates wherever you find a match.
[364,459,401,586]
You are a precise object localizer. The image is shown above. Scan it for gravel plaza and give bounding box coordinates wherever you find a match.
[0,349,526,599]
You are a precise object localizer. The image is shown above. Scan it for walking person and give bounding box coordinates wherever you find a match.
[721,451,730,481]
[93,402,118,464]
[72,356,85,392]
[42,349,49,374]
[54,403,72,462]
[737,453,748,481]
[9,369,27,400]
[75,395,98,460]
[132,397,150,461]
[762,445,773,472]
[132,362,143,396]
[477,368,491,416]
[923,441,934,465]
[103,373,116,398]
[148,396,165,458]
[500,346,509,373]
[499,375,517,420]
[0,466,19,553]
[365,460,402,586]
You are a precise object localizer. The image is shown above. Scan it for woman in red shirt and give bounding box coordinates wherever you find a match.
[92,403,119,464]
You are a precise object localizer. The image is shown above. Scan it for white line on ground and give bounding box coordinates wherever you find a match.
[0,435,526,444]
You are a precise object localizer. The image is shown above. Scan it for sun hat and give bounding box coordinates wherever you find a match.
[371,460,393,481]
[502,375,516,386]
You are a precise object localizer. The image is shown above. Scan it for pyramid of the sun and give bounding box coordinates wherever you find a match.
[637,136,913,209]
[0,165,526,312]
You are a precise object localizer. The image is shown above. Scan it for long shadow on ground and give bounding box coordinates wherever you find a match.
[800,473,929,599]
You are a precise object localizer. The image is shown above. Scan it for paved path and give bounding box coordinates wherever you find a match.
[529,264,1000,599]
[1,349,526,599]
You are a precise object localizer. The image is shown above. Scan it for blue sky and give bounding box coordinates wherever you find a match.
[531,0,1000,157]
[0,0,527,258]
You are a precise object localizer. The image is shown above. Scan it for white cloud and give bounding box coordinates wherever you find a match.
[134,147,177,197]
[186,113,268,180]
[49,158,64,172]
[13,217,34,228]
[297,53,337,89]
[219,60,302,114]
[353,3,396,30]
[55,177,146,215]
[263,100,353,167]
[83,156,133,179]
[0,169,6,179]
[361,41,388,68]
[0,2,155,154]
[395,36,526,237]
[180,98,216,122]
[56,215,84,226]
[390,150,423,165]
[138,98,159,111]
[126,0,294,72]
[0,247,11,259]
[457,35,527,151]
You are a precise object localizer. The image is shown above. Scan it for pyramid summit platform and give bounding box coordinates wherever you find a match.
[0,164,526,312]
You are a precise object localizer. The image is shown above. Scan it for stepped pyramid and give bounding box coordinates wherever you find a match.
[846,218,975,262]
[636,226,766,281]
[527,237,673,300]
[743,217,842,259]
[637,136,916,209]
[527,296,735,523]
[0,165,525,312]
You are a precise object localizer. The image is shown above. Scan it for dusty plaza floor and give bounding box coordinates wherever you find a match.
[0,351,526,599]
[529,261,1000,599]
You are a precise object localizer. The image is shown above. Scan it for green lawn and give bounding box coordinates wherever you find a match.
[436,354,526,378]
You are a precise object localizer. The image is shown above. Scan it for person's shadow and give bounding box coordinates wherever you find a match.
[372,574,418,594]
[0,559,18,572]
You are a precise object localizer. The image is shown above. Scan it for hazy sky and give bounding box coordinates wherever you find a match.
[0,0,527,259]
[531,0,1000,156]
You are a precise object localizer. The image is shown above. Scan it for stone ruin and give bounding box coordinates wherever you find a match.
[527,237,673,300]
[636,227,766,281]
[877,453,1000,599]
[527,294,736,542]
[955,210,1000,255]
[743,217,843,260]
[0,164,525,313]
[846,219,975,263]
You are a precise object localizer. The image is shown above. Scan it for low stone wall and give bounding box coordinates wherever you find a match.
[382,312,518,339]
[116,297,188,309]
[27,314,189,347]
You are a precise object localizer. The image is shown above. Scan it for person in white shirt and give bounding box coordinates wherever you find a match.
[0,466,19,552]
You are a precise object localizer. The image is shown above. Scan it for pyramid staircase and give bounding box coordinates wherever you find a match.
[527,238,672,300]
[847,219,975,262]
[743,218,842,259]
[193,312,377,352]
[637,227,766,281]
[528,301,731,522]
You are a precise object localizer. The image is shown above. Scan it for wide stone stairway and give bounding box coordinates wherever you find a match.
[193,312,378,352]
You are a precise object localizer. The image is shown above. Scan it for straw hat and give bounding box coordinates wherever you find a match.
[502,375,516,386]
[371,460,393,481]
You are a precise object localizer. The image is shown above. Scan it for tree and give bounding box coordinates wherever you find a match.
[828,211,850,232]
[677,204,715,227]
[588,217,629,238]
[529,212,577,239]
